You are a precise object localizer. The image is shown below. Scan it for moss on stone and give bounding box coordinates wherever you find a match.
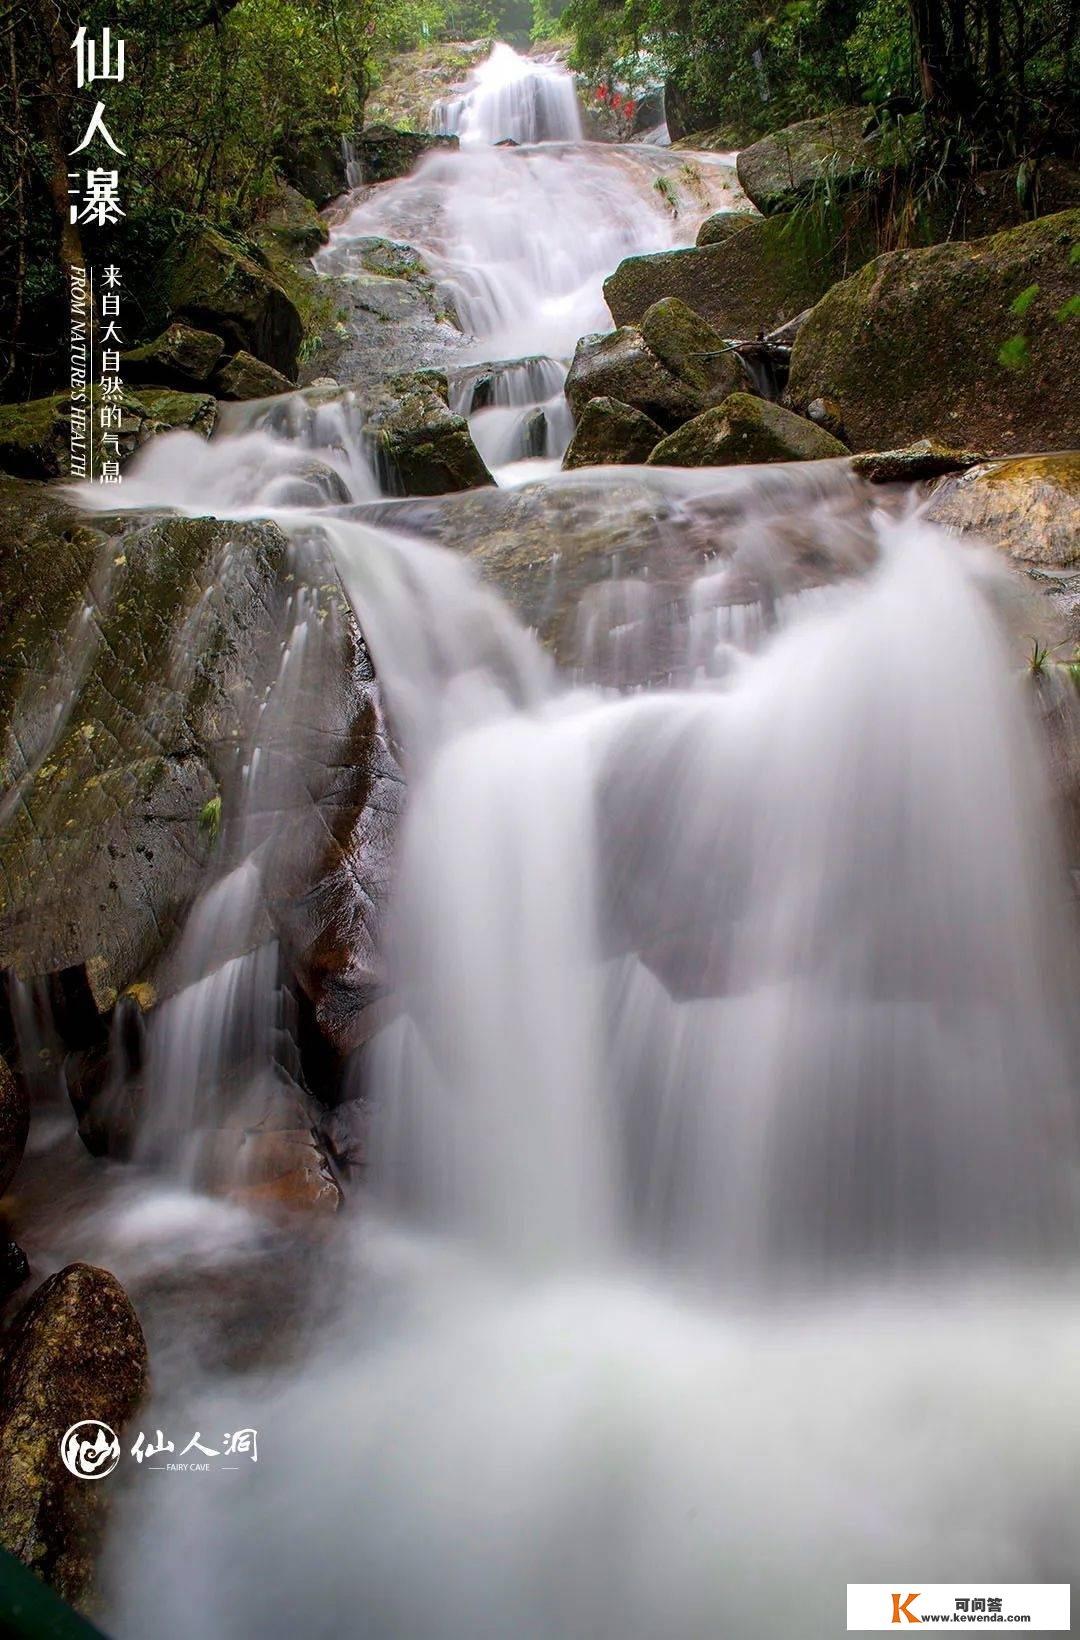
[648,392,850,466]
[562,397,664,469]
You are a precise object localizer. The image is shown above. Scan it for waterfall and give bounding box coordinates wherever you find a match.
[430,42,584,145]
[33,42,1079,1640]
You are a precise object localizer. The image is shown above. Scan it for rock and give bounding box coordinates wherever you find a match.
[851,440,985,483]
[605,212,848,336]
[0,390,215,481]
[925,453,1080,566]
[158,223,303,379]
[230,1129,341,1217]
[648,392,850,467]
[696,211,749,248]
[122,322,224,387]
[736,107,919,215]
[276,123,349,209]
[0,1240,29,1300]
[364,40,486,132]
[365,370,494,495]
[804,396,847,442]
[212,351,295,401]
[562,397,664,469]
[318,1098,367,1172]
[0,1052,28,1196]
[313,235,467,386]
[564,329,700,430]
[257,182,329,257]
[131,388,217,439]
[639,297,745,405]
[787,209,1080,455]
[0,482,404,1055]
[349,125,459,183]
[0,1263,147,1604]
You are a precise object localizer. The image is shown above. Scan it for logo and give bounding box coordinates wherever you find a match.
[891,1592,921,1625]
[847,1585,1070,1631]
[60,1420,121,1480]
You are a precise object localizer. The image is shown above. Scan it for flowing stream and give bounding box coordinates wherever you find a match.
[20,43,1080,1638]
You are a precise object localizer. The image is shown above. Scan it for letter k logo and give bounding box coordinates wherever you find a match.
[891,1592,921,1624]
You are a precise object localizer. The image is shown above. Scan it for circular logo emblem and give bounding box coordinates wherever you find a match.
[60,1421,121,1480]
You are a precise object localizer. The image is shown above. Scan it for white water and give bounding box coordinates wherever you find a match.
[43,43,1080,1640]
[431,41,584,146]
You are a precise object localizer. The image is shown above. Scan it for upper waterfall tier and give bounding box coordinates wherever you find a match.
[430,42,584,146]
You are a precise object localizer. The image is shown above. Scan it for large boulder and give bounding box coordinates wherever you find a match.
[0,1263,147,1605]
[257,181,330,258]
[122,323,224,387]
[349,125,458,183]
[562,397,664,469]
[0,482,403,1056]
[313,235,468,385]
[157,225,303,379]
[604,212,847,336]
[649,393,849,467]
[787,210,1080,455]
[736,107,919,215]
[639,297,745,404]
[364,370,494,495]
[925,453,1080,567]
[564,329,701,430]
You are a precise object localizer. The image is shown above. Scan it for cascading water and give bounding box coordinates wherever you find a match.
[21,42,1080,1640]
[430,41,584,145]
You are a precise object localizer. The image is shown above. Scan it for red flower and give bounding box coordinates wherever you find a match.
[611,92,623,111]
[624,99,637,120]
[596,82,608,101]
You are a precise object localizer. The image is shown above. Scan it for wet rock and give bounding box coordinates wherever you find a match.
[318,1098,367,1172]
[604,212,848,337]
[122,322,224,387]
[212,351,295,401]
[649,393,849,467]
[313,236,466,386]
[158,223,303,379]
[925,453,1080,566]
[350,124,459,183]
[639,297,745,405]
[851,440,985,484]
[787,209,1080,455]
[0,1239,29,1299]
[230,1130,341,1217]
[365,370,494,495]
[364,40,486,131]
[562,397,664,469]
[736,106,919,215]
[133,388,217,440]
[0,1051,28,1196]
[0,388,214,483]
[0,1263,147,1604]
[565,329,700,430]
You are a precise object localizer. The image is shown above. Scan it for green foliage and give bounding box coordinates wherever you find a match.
[998,334,1031,369]
[1009,283,1040,317]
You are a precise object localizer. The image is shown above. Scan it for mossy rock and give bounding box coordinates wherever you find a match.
[0,1263,147,1606]
[132,388,217,438]
[851,440,985,483]
[212,351,294,401]
[257,181,330,258]
[364,370,494,495]
[648,392,849,466]
[925,452,1080,566]
[562,397,664,469]
[350,125,458,183]
[736,107,920,215]
[787,209,1080,455]
[122,322,224,388]
[639,296,744,403]
[0,389,214,480]
[604,212,856,337]
[564,328,701,430]
[157,224,303,379]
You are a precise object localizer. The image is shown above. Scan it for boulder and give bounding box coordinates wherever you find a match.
[349,124,459,183]
[648,392,850,466]
[564,329,701,430]
[0,390,215,481]
[122,322,224,387]
[604,213,847,336]
[158,224,303,379]
[276,123,348,209]
[639,297,745,404]
[257,181,330,258]
[0,1263,147,1605]
[787,210,1080,455]
[562,397,664,469]
[0,1051,28,1196]
[212,351,295,401]
[736,107,919,215]
[364,370,494,495]
[0,482,403,1056]
[925,453,1080,567]
[313,235,467,386]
